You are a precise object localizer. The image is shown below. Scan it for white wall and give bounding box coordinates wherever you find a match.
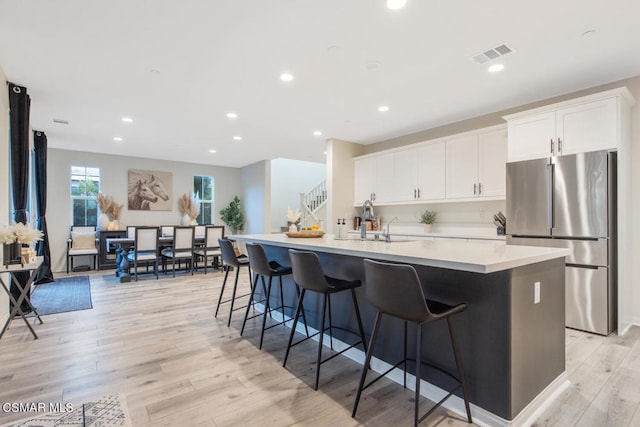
[0,65,9,323]
[241,160,270,234]
[47,148,242,272]
[326,138,364,234]
[269,158,326,232]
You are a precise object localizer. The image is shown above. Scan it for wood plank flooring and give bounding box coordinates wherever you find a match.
[0,270,638,426]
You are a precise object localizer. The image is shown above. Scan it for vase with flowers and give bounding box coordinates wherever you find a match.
[286,207,301,232]
[179,193,200,226]
[96,193,124,230]
[1,223,43,265]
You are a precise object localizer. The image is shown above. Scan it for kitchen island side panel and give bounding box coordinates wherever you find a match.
[260,244,566,420]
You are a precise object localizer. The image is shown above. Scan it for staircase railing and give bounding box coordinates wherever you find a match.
[300,180,327,227]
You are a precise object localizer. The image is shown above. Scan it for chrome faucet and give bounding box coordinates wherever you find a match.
[360,200,374,240]
[382,216,398,243]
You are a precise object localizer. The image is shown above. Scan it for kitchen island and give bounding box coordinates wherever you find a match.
[232,233,570,426]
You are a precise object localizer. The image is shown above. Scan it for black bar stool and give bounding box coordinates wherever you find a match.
[352,258,472,426]
[216,239,253,327]
[241,242,308,349]
[284,249,368,390]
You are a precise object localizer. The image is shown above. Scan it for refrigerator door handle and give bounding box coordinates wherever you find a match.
[547,162,554,230]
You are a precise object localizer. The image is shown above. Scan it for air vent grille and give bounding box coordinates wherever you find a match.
[472,43,513,64]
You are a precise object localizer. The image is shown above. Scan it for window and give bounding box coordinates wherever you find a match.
[71,166,100,226]
[194,175,214,224]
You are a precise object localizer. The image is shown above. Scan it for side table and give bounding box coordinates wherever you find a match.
[0,257,44,340]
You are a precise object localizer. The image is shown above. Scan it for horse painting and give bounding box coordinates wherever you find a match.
[128,180,158,210]
[127,169,173,210]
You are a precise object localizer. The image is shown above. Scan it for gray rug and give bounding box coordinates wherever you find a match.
[30,275,93,315]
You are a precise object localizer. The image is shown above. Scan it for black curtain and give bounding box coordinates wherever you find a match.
[34,131,54,284]
[8,82,32,311]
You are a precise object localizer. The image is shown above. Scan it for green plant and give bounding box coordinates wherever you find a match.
[419,210,437,224]
[219,196,245,234]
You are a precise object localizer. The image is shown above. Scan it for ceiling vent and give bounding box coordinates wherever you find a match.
[53,119,69,124]
[472,43,513,64]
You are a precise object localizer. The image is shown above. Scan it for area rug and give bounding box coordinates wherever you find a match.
[29,275,93,316]
[0,393,131,427]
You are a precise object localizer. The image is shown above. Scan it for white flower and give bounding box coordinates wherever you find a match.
[7,223,43,245]
[0,225,16,244]
[287,207,301,223]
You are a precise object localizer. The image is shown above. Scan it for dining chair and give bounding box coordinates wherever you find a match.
[161,226,195,277]
[194,225,224,273]
[66,225,99,273]
[127,226,160,281]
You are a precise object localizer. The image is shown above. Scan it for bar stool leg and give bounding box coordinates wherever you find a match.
[241,273,260,336]
[279,276,286,324]
[295,285,310,337]
[315,292,328,390]
[351,288,368,351]
[404,320,408,388]
[227,267,241,326]
[258,276,273,350]
[327,293,334,350]
[414,323,422,427]
[215,266,231,317]
[352,311,383,418]
[448,317,472,423]
[283,289,306,367]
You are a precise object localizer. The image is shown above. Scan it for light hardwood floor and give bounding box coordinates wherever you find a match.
[0,270,638,426]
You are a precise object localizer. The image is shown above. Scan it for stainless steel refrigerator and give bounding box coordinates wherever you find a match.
[506,150,616,335]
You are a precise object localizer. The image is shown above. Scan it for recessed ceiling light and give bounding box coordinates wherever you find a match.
[324,151,327,155]
[233,136,242,141]
[280,73,294,82]
[378,105,390,112]
[209,149,217,153]
[226,112,238,119]
[121,117,133,123]
[313,131,322,136]
[386,0,407,10]
[488,63,505,73]
[113,137,123,142]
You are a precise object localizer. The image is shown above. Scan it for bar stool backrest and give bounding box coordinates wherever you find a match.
[172,226,195,251]
[288,249,329,293]
[363,258,431,323]
[219,239,240,267]
[245,242,276,276]
[135,227,159,253]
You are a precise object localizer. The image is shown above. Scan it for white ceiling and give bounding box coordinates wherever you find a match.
[1,0,639,168]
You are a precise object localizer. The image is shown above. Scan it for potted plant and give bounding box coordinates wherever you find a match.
[419,210,437,233]
[220,196,245,235]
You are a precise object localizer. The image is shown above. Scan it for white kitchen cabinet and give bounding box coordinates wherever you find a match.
[446,126,507,199]
[505,90,629,162]
[354,153,394,205]
[393,141,446,202]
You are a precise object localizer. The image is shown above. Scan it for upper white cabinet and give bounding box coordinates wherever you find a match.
[354,152,394,205]
[393,141,446,202]
[446,126,507,199]
[505,88,634,162]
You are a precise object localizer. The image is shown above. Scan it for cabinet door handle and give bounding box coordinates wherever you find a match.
[478,183,482,195]
[558,138,562,154]
[474,183,477,195]
[550,139,554,155]
[417,188,421,198]
[414,189,417,199]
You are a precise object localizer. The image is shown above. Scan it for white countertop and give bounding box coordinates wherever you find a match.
[345,229,506,241]
[231,234,569,274]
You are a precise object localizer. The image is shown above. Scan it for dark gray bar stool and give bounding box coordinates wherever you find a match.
[241,242,308,349]
[284,249,368,390]
[352,258,472,426]
[216,239,253,327]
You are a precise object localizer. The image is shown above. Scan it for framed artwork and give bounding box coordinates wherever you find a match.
[127,169,173,211]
